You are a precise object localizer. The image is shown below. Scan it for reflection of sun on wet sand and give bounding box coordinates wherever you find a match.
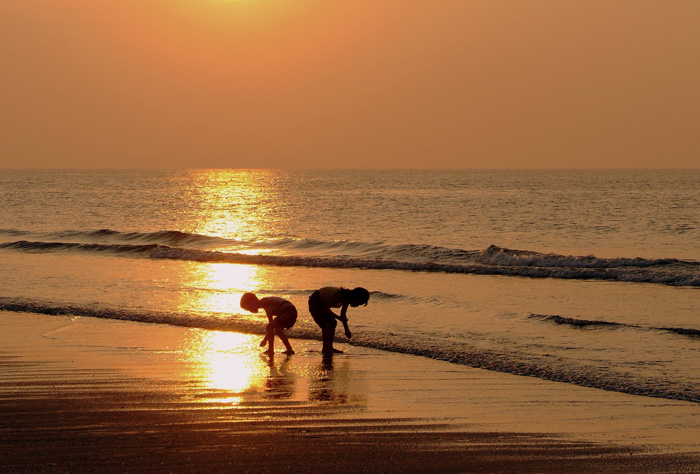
[2,311,700,473]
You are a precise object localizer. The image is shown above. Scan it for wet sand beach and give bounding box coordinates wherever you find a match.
[2,311,700,473]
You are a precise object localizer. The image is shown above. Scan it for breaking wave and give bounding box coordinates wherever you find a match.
[2,232,699,287]
[528,313,700,338]
[0,228,230,248]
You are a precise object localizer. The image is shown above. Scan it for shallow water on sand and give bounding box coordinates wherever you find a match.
[5,310,700,455]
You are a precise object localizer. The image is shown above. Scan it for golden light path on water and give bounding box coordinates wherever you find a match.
[173,169,281,315]
[178,262,262,314]
[185,331,269,404]
[171,170,291,402]
[159,170,355,407]
[179,169,280,243]
[174,262,276,403]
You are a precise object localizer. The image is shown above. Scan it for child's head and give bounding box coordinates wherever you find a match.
[348,287,370,307]
[240,292,260,313]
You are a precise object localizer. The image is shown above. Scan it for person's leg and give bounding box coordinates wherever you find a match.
[275,328,294,354]
[321,321,341,354]
[309,294,332,352]
[264,323,275,354]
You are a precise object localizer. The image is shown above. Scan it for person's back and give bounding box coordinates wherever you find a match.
[259,296,294,316]
[317,287,342,308]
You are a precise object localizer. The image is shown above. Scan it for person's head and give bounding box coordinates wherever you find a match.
[348,287,370,307]
[240,292,260,313]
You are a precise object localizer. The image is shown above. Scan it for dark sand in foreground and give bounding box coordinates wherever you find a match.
[2,311,700,473]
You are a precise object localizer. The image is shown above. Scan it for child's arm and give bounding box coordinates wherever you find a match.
[260,306,274,346]
[324,294,352,338]
[338,303,352,339]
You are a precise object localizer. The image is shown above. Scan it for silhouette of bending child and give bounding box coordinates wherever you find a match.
[308,286,370,354]
[240,293,297,355]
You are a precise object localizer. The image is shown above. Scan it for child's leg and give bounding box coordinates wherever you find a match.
[321,322,341,353]
[264,323,275,354]
[275,328,294,354]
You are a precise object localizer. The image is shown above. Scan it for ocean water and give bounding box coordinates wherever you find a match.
[1,169,699,402]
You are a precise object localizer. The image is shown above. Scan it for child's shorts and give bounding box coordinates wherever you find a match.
[273,302,297,329]
[308,290,336,329]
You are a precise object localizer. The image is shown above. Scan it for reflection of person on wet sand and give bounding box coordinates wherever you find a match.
[264,358,295,400]
[309,356,352,405]
[240,293,297,355]
[308,286,370,354]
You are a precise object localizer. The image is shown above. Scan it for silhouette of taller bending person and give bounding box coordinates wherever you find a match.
[241,292,297,355]
[308,286,370,354]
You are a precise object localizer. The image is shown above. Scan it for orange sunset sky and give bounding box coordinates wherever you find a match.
[1,0,698,169]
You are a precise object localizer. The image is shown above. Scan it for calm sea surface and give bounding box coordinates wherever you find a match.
[1,169,699,401]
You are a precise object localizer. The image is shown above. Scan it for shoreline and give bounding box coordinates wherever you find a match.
[2,310,700,473]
